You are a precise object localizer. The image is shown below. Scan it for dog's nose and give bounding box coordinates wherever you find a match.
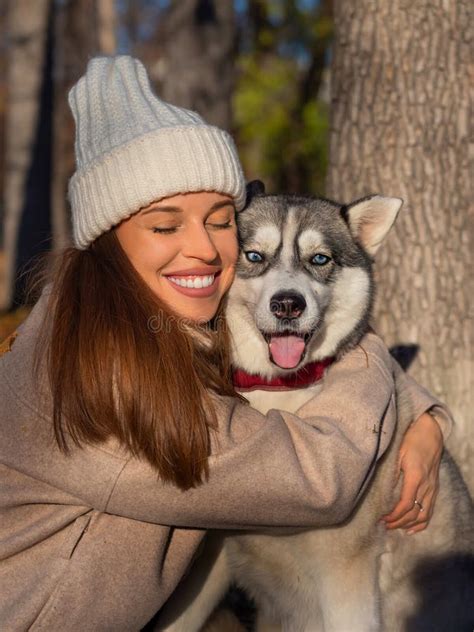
[270,292,306,319]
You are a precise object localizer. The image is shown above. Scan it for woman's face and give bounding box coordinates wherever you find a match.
[115,191,239,322]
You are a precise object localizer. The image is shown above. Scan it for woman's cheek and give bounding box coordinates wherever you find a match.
[225,265,237,290]
[228,227,240,264]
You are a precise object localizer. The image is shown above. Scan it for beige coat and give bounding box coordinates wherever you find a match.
[0,289,451,631]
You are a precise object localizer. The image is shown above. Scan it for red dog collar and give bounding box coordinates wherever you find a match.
[233,358,334,392]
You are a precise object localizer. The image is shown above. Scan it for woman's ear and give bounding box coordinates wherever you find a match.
[245,180,266,207]
[342,195,403,256]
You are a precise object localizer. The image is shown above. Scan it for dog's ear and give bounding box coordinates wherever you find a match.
[341,195,403,256]
[245,180,266,206]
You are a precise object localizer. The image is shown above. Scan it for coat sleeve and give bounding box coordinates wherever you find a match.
[0,304,396,532]
[390,357,454,440]
[105,333,397,529]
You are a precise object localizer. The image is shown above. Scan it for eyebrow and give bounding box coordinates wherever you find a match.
[140,200,236,216]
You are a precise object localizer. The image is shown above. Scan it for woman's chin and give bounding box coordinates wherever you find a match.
[156,293,222,324]
[151,278,231,324]
[177,303,221,324]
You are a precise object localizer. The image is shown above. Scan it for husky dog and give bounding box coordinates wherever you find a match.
[159,185,473,632]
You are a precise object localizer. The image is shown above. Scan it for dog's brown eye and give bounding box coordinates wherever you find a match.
[311,253,331,266]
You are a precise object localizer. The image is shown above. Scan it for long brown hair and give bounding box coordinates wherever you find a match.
[34,230,240,490]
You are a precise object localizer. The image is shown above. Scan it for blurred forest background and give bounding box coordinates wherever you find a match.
[0,0,472,489]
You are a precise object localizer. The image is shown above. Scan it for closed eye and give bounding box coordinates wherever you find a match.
[207,221,233,230]
[152,221,233,234]
[152,226,178,234]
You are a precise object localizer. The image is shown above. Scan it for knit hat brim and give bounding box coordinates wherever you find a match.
[69,125,246,249]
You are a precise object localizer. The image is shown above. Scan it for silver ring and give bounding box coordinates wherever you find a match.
[414,499,424,512]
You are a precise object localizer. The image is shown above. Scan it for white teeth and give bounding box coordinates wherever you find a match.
[168,275,215,289]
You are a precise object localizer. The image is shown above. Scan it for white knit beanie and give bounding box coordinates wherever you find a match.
[68,55,246,249]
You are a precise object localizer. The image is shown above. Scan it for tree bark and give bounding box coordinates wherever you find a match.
[2,0,52,310]
[326,1,473,490]
[155,0,237,130]
[2,0,114,303]
[52,0,114,254]
[97,0,117,55]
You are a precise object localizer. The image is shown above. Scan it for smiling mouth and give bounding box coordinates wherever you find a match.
[261,330,315,369]
[168,274,216,289]
[164,270,222,297]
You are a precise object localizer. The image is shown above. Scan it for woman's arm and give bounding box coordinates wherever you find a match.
[391,359,453,440]
[1,331,396,530]
[106,333,396,529]
[381,359,454,533]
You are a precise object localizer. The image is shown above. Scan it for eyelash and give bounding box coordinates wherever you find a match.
[211,221,233,230]
[152,222,233,234]
[152,227,176,234]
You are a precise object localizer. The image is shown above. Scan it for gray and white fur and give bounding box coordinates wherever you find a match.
[158,188,473,632]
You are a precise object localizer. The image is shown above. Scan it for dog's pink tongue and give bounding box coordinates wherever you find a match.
[269,335,305,369]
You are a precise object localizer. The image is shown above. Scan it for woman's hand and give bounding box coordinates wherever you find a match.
[381,411,443,534]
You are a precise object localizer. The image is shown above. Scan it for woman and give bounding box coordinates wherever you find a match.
[0,57,451,631]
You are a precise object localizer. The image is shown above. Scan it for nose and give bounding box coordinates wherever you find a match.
[182,225,219,262]
[270,292,306,320]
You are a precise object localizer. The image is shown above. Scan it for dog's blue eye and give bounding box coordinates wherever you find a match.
[245,251,264,263]
[311,253,331,266]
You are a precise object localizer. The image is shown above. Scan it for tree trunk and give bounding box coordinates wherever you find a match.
[52,0,115,254]
[326,0,473,490]
[2,0,52,309]
[2,0,115,303]
[97,0,117,55]
[155,0,237,130]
